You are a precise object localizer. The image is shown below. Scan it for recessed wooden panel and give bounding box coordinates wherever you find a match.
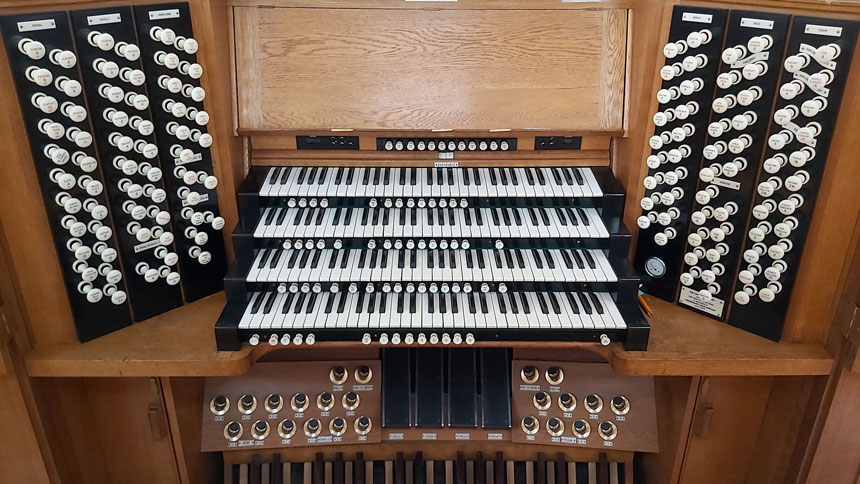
[234,7,626,132]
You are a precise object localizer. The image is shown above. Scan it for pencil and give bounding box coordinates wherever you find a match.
[637,293,653,317]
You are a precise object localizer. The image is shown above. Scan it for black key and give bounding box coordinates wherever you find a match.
[499,168,508,186]
[566,293,580,314]
[532,251,544,269]
[448,209,455,226]
[526,208,539,226]
[334,454,345,484]
[561,167,574,185]
[587,292,604,314]
[298,249,311,268]
[372,461,385,484]
[263,293,276,313]
[513,462,526,484]
[279,167,291,185]
[354,292,366,314]
[414,452,426,484]
[344,208,354,225]
[496,293,507,314]
[476,250,486,269]
[428,294,435,314]
[264,208,278,225]
[503,250,515,269]
[560,250,573,269]
[555,454,567,484]
[456,453,467,484]
[543,250,555,269]
[428,250,435,269]
[570,250,585,269]
[479,293,489,314]
[281,293,296,314]
[410,168,417,186]
[480,348,511,429]
[473,168,482,186]
[488,169,498,185]
[399,168,406,185]
[468,294,477,314]
[518,293,531,315]
[578,293,592,315]
[305,293,319,314]
[548,293,562,314]
[345,167,355,185]
[493,454,504,484]
[295,167,307,184]
[270,454,283,484]
[249,455,262,484]
[490,209,500,225]
[362,167,371,185]
[355,453,366,484]
[334,167,344,185]
[395,453,406,484]
[566,208,579,226]
[525,168,535,185]
[576,208,591,226]
[397,293,404,313]
[464,169,471,185]
[508,293,519,314]
[501,209,511,226]
[575,463,589,484]
[337,293,348,313]
[324,293,337,313]
[366,293,377,315]
[536,168,546,185]
[383,167,391,185]
[310,250,322,268]
[371,208,381,226]
[433,461,446,484]
[475,209,484,226]
[539,209,551,226]
[290,460,304,484]
[582,250,597,269]
[410,293,417,313]
[475,453,486,484]
[537,293,550,314]
[416,348,444,427]
[449,251,457,268]
[249,293,264,314]
[555,208,568,226]
[340,250,350,269]
[572,167,585,185]
[550,167,563,185]
[328,250,340,269]
[536,454,546,484]
[410,250,417,269]
[509,168,520,186]
[447,168,455,185]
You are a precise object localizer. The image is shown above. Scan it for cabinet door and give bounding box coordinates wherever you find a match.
[81,377,182,484]
[679,377,773,484]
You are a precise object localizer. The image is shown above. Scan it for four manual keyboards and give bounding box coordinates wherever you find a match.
[216,165,649,350]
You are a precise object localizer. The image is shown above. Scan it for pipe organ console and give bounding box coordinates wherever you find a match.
[1,1,859,483]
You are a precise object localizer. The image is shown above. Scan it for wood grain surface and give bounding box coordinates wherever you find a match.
[234,7,627,132]
[23,292,833,378]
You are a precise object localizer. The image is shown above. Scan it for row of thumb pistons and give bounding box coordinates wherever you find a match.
[276,281,505,295]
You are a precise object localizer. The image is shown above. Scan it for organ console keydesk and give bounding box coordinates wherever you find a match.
[0,1,859,484]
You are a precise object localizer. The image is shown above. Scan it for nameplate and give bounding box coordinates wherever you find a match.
[87,13,121,26]
[150,9,180,20]
[17,19,55,32]
[682,12,712,24]
[805,24,842,37]
[740,18,773,30]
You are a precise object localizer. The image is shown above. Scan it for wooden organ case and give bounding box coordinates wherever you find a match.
[0,1,859,484]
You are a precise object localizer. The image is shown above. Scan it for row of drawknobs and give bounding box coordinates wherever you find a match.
[634,6,857,341]
[0,2,227,341]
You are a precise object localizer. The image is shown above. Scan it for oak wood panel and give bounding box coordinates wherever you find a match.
[678,377,774,484]
[163,377,221,484]
[745,376,819,484]
[226,0,632,9]
[24,292,833,377]
[82,378,181,484]
[234,7,627,132]
[637,377,698,484]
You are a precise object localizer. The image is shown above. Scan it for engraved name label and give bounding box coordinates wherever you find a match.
[17,19,56,32]
[740,18,773,30]
[805,24,843,37]
[682,13,712,24]
[87,13,121,26]
[149,9,180,20]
